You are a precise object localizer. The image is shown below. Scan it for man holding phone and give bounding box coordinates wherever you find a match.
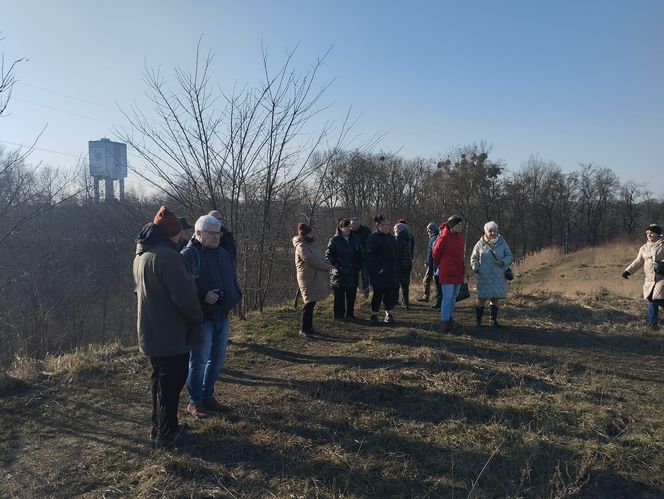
[181,215,242,418]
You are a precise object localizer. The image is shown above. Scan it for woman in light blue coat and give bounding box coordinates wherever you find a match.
[470,221,513,327]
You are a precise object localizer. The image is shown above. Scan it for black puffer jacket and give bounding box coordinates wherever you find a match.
[396,229,414,273]
[366,231,399,288]
[325,231,363,288]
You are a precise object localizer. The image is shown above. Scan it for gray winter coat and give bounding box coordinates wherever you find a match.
[470,235,513,299]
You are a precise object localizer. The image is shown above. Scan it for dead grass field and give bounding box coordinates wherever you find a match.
[1,243,663,498]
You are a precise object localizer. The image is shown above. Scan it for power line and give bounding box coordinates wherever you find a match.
[13,96,117,125]
[0,139,82,159]
[15,81,119,112]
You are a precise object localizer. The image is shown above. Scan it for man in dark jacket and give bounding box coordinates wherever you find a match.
[350,217,372,296]
[181,215,242,418]
[419,222,441,306]
[133,206,204,449]
[394,222,415,310]
[326,218,363,320]
[208,210,238,269]
[366,215,399,324]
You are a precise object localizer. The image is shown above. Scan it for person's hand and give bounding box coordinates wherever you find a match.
[378,269,384,274]
[622,271,630,279]
[205,289,220,304]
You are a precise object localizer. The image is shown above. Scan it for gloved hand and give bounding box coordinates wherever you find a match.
[622,271,630,279]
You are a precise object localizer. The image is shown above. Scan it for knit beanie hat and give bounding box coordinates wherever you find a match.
[195,215,222,232]
[298,223,312,236]
[395,223,407,233]
[647,224,662,235]
[153,206,182,238]
[426,222,438,232]
[447,215,463,229]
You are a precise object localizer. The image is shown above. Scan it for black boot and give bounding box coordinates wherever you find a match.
[490,304,501,327]
[475,306,485,327]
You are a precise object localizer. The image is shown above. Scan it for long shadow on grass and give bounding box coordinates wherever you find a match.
[476,325,664,357]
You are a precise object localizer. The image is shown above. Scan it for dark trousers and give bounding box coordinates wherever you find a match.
[150,352,189,438]
[301,301,316,332]
[395,278,410,307]
[334,287,357,318]
[371,285,396,313]
[433,274,442,304]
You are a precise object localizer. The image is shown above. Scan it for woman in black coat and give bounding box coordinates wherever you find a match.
[365,215,399,324]
[326,218,363,320]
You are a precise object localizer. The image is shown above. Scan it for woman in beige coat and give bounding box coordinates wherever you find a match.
[623,224,664,330]
[293,223,331,337]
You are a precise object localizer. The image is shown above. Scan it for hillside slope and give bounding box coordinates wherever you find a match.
[1,245,663,498]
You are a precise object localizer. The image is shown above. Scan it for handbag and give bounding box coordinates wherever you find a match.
[655,260,664,276]
[456,282,470,302]
[488,246,514,281]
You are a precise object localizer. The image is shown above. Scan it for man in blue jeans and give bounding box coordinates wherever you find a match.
[182,215,242,418]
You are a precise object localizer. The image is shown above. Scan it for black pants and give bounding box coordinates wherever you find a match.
[301,301,316,333]
[371,285,396,313]
[150,352,189,438]
[333,287,357,318]
[395,278,410,307]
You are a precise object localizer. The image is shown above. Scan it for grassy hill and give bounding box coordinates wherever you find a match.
[1,242,663,498]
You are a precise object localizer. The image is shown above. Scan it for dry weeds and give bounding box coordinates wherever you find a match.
[1,245,663,498]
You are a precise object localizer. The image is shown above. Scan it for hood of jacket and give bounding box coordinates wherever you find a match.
[135,223,173,254]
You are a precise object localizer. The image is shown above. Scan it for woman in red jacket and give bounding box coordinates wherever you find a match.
[432,215,465,333]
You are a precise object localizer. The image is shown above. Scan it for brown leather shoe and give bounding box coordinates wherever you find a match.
[187,403,208,419]
[203,397,225,413]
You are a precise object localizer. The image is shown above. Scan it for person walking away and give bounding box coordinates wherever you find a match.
[623,224,664,330]
[432,215,466,334]
[394,222,414,310]
[419,222,440,304]
[208,210,238,269]
[350,217,372,297]
[293,223,332,337]
[181,215,242,419]
[326,218,363,320]
[133,206,204,449]
[470,221,513,327]
[366,215,399,324]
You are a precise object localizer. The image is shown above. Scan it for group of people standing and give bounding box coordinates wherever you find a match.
[133,206,240,449]
[293,214,515,336]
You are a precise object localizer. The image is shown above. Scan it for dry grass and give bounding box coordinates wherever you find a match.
[1,243,663,498]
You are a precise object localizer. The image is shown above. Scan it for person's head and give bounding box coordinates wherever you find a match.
[350,217,361,231]
[208,210,224,225]
[373,215,390,234]
[153,206,182,244]
[194,215,222,248]
[297,223,313,240]
[394,223,407,235]
[426,222,438,236]
[646,224,662,242]
[178,217,193,243]
[447,215,463,233]
[338,218,352,237]
[483,221,499,239]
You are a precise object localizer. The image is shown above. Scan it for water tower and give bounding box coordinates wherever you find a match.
[88,138,127,201]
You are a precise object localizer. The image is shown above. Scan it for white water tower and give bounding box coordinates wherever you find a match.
[89,138,127,201]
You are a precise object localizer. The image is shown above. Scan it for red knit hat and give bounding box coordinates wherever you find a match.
[153,206,182,237]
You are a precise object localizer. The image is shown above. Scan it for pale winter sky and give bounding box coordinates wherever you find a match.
[1,0,663,195]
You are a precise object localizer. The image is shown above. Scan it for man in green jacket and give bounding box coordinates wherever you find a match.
[133,206,204,449]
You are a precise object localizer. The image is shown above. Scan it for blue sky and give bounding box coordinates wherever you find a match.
[1,0,662,194]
